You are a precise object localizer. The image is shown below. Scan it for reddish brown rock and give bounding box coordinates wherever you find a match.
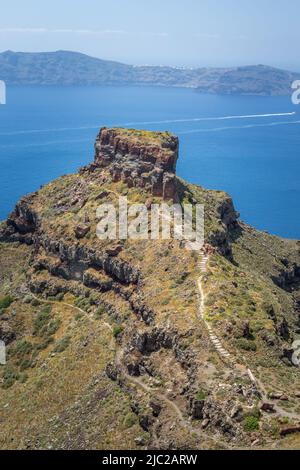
[261,402,276,413]
[106,244,123,257]
[280,426,300,437]
[269,392,289,401]
[74,223,90,239]
[94,128,179,200]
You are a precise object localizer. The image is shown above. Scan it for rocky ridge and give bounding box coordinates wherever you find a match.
[0,128,300,450]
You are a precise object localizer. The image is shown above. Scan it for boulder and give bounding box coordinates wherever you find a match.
[105,362,119,381]
[188,397,205,420]
[0,323,16,344]
[260,402,276,413]
[74,223,90,239]
[106,245,123,257]
[280,426,300,437]
[269,392,289,401]
[149,399,162,417]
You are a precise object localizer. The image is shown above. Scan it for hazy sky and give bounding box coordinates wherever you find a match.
[1,0,299,70]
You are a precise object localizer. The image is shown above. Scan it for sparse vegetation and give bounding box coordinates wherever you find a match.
[0,295,14,312]
[196,390,207,401]
[243,415,260,432]
[123,412,138,429]
[53,336,71,353]
[95,305,106,319]
[33,306,52,336]
[0,128,300,450]
[235,338,257,352]
[2,366,20,389]
[113,325,124,338]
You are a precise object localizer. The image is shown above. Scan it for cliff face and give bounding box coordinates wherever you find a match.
[1,128,300,450]
[93,128,178,199]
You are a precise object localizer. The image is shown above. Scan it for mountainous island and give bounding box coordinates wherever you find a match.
[0,128,300,450]
[0,50,299,95]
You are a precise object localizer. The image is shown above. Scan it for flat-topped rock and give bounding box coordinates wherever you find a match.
[94,128,179,199]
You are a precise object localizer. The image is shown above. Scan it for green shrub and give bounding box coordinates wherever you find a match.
[95,305,106,319]
[243,415,259,432]
[11,340,33,358]
[245,407,260,419]
[35,337,54,350]
[55,292,65,301]
[88,294,98,306]
[2,366,20,389]
[23,295,33,304]
[54,336,71,353]
[205,294,217,307]
[113,325,124,338]
[19,372,28,384]
[33,306,52,335]
[19,358,33,371]
[123,412,138,429]
[46,319,61,336]
[75,297,90,311]
[0,295,14,311]
[235,338,257,351]
[196,390,207,401]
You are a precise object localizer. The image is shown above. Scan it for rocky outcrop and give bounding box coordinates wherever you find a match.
[6,194,38,235]
[131,328,173,355]
[206,196,239,256]
[188,396,205,420]
[188,396,237,436]
[261,402,276,413]
[93,128,179,200]
[272,263,300,290]
[0,323,16,344]
[280,426,300,437]
[74,223,90,239]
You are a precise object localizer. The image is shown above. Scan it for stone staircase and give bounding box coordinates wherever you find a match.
[197,254,234,364]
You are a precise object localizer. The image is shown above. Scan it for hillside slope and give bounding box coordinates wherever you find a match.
[0,50,298,95]
[0,128,299,450]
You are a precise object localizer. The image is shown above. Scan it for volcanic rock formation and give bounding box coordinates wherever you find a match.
[93,128,179,200]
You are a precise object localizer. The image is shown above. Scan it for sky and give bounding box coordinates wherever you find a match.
[0,0,300,70]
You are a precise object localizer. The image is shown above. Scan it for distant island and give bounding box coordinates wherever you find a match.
[0,50,299,96]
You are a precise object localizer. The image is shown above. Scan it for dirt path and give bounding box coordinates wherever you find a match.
[31,293,88,316]
[114,347,229,449]
[29,249,300,443]
[197,255,234,364]
[196,253,300,423]
[30,292,221,445]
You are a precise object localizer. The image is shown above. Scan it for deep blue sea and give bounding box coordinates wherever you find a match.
[0,86,299,239]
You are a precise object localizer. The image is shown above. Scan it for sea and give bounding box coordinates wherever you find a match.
[0,85,299,239]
